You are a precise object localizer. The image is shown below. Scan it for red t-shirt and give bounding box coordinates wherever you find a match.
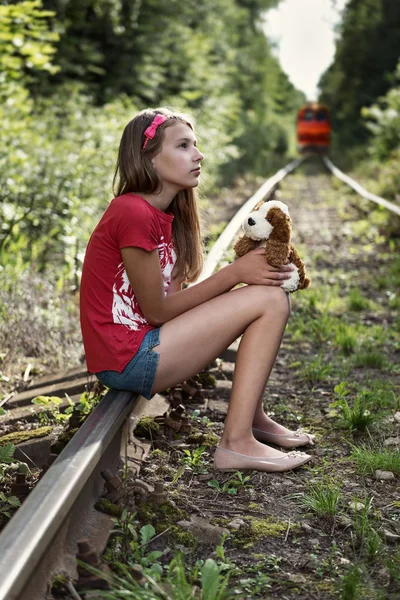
[80,193,176,373]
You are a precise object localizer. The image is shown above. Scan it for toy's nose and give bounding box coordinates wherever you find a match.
[248,217,256,226]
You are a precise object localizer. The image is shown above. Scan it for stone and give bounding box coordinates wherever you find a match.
[383,529,400,544]
[301,523,313,533]
[337,515,352,529]
[383,437,399,447]
[177,516,229,545]
[393,412,400,424]
[308,538,320,547]
[348,501,365,513]
[374,470,395,481]
[227,518,245,530]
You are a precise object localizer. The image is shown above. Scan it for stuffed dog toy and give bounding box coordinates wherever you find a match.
[233,200,310,293]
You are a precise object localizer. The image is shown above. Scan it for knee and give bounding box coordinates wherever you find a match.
[253,286,291,321]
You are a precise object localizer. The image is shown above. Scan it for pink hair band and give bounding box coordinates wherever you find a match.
[142,115,167,149]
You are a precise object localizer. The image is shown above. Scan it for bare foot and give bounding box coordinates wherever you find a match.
[252,413,297,435]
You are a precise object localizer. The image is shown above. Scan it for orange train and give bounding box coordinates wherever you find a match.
[296,103,331,152]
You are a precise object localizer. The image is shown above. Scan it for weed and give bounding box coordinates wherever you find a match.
[350,444,400,475]
[362,379,399,410]
[297,476,342,518]
[348,288,370,311]
[301,355,333,386]
[337,564,363,600]
[107,509,164,580]
[0,442,30,483]
[236,573,271,597]
[0,491,21,520]
[353,347,385,369]
[80,552,233,599]
[330,385,376,432]
[386,550,400,584]
[309,313,337,344]
[180,446,209,474]
[208,472,253,495]
[335,324,358,355]
[31,394,73,424]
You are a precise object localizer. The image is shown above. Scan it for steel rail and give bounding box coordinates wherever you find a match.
[322,156,400,217]
[0,389,137,600]
[197,157,305,282]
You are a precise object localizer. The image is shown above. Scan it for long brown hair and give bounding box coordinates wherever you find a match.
[113,107,203,283]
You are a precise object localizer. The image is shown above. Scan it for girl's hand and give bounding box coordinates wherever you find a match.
[232,247,294,286]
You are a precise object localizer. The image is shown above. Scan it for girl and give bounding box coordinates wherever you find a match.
[80,107,314,473]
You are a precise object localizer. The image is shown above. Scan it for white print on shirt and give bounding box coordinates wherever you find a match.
[112,238,176,330]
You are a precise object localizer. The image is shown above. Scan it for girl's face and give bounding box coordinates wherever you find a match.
[152,122,204,191]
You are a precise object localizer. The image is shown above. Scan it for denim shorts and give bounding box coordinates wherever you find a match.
[96,328,161,400]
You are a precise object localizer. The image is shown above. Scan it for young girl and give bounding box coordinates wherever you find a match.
[80,107,315,473]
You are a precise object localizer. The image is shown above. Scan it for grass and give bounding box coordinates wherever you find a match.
[335,324,358,355]
[337,565,363,600]
[301,354,333,386]
[350,496,383,562]
[297,477,342,518]
[330,389,377,432]
[350,444,400,475]
[348,288,371,312]
[353,347,385,369]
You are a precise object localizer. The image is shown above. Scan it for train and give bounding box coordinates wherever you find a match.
[296,103,331,152]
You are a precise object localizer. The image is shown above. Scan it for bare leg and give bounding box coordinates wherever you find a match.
[152,285,291,459]
[252,394,294,434]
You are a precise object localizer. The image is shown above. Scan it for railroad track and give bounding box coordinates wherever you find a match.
[0,154,398,600]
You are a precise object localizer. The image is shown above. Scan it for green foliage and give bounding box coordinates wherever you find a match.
[301,354,333,386]
[208,472,253,495]
[0,443,30,484]
[79,552,232,599]
[350,497,383,561]
[352,347,385,369]
[319,0,400,147]
[350,444,400,475]
[362,61,400,160]
[0,0,59,99]
[107,509,164,580]
[337,564,363,600]
[0,491,21,520]
[31,394,72,424]
[296,476,342,518]
[180,446,209,474]
[330,383,376,432]
[347,288,370,312]
[335,324,358,355]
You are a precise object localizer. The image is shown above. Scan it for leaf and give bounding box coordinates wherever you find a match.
[146,550,163,561]
[201,558,221,600]
[32,395,62,407]
[207,479,221,490]
[0,443,15,463]
[18,462,30,474]
[140,524,156,546]
[6,495,21,508]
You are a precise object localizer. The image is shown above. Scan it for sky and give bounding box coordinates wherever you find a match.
[263,0,349,100]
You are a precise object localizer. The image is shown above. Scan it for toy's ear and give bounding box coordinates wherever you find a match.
[253,200,264,211]
[234,235,259,257]
[265,241,291,266]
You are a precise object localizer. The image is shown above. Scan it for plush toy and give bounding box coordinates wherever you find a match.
[233,200,310,293]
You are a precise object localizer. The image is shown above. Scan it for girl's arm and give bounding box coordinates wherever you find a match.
[166,277,182,296]
[121,246,292,327]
